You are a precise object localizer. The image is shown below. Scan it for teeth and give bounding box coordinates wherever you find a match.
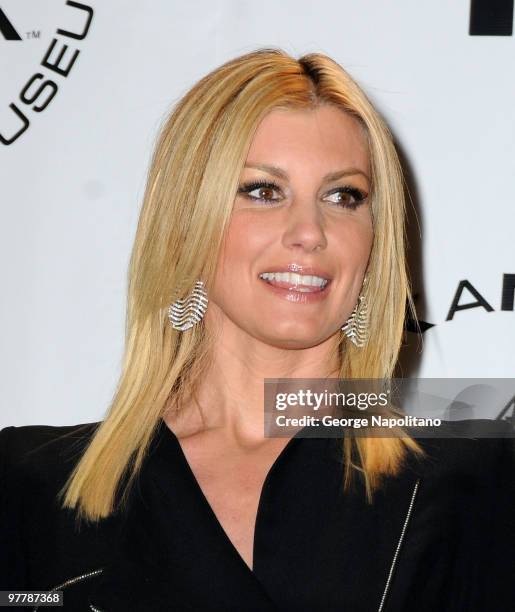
[259,272,328,287]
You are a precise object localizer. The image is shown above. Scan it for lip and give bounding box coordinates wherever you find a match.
[258,262,332,280]
[257,262,332,304]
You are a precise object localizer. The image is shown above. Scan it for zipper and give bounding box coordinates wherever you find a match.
[377,477,421,611]
[32,478,420,612]
[32,568,103,612]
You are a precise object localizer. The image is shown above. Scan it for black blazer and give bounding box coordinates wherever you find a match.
[1,419,514,611]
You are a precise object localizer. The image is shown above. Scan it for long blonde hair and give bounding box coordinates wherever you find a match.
[61,47,424,522]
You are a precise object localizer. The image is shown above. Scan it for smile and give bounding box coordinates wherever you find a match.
[259,271,329,292]
[257,272,332,305]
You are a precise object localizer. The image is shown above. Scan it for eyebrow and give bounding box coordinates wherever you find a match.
[244,163,370,183]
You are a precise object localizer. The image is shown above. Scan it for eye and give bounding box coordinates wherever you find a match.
[237,180,282,204]
[325,186,368,210]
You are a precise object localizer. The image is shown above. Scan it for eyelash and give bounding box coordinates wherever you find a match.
[237,180,368,210]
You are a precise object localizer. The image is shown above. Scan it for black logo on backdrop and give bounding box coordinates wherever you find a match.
[406,273,515,424]
[2,1,512,40]
[406,273,514,331]
[0,1,93,145]
[446,273,515,320]
[470,0,514,35]
[0,7,21,40]
[497,394,515,426]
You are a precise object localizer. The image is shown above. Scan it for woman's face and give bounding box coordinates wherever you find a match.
[208,104,373,349]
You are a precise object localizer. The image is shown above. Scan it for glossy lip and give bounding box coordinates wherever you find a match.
[257,262,333,304]
[258,262,332,280]
[259,278,332,303]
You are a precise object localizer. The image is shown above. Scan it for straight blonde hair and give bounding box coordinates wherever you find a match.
[61,47,424,523]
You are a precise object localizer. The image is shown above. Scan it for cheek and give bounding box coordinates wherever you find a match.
[220,213,270,265]
[212,214,270,303]
[356,208,374,254]
[332,215,374,263]
[359,220,374,257]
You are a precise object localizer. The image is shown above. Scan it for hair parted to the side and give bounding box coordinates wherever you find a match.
[60,47,425,523]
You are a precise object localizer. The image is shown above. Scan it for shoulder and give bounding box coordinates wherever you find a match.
[415,417,514,458]
[0,421,101,487]
[0,422,108,591]
[407,419,514,494]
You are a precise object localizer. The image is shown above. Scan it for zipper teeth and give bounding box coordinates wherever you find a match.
[377,478,421,612]
[32,568,103,612]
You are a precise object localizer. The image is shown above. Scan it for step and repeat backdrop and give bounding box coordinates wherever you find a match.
[1,1,514,426]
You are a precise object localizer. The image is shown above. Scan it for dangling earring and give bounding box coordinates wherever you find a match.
[168,280,208,331]
[341,276,369,347]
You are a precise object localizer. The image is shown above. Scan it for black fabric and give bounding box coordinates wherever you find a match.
[1,419,514,611]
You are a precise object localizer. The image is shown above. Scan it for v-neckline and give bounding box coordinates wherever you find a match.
[158,420,305,576]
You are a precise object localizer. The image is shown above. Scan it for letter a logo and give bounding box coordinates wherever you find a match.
[0,7,22,40]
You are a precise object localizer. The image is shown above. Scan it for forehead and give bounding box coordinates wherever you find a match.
[246,105,369,173]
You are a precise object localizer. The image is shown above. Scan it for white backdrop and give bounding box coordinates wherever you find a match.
[1,0,514,427]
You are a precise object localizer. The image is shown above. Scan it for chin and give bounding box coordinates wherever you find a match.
[257,326,332,350]
[267,338,324,350]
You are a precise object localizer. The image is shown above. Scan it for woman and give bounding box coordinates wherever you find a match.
[1,48,513,611]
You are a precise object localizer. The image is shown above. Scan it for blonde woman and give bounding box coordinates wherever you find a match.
[1,48,513,612]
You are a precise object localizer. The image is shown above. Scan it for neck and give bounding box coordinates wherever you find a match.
[165,318,341,443]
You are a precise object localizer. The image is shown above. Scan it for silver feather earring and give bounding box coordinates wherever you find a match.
[168,280,208,331]
[341,276,369,347]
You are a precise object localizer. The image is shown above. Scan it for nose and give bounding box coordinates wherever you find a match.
[281,199,327,253]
